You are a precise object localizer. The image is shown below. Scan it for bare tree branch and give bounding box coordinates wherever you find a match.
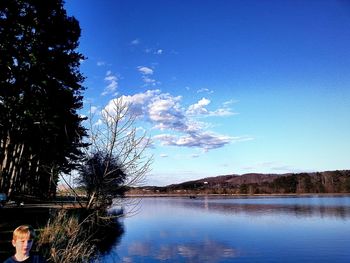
[77,98,153,209]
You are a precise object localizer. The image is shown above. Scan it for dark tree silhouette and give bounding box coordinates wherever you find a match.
[77,151,128,209]
[0,0,87,198]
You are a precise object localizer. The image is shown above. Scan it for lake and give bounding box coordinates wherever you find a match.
[101,195,350,263]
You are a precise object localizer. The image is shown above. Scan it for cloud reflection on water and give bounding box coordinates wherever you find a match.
[125,239,237,263]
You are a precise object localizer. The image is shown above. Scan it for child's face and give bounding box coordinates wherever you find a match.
[12,237,33,256]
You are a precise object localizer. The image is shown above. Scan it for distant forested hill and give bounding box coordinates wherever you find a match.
[127,170,350,195]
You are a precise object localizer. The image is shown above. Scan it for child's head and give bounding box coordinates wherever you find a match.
[13,225,36,241]
[12,225,36,257]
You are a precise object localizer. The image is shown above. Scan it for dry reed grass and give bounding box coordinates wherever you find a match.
[37,209,99,263]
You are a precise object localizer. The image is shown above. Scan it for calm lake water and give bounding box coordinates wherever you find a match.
[101,195,350,263]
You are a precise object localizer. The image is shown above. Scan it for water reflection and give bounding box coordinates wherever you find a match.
[123,239,237,263]
[171,196,350,220]
[104,196,350,263]
[96,219,125,254]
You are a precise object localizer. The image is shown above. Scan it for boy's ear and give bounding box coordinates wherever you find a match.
[12,239,16,247]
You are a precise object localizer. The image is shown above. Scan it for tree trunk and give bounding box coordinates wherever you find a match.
[0,131,11,189]
[7,143,25,198]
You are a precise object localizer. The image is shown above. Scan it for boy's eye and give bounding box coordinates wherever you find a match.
[19,239,33,243]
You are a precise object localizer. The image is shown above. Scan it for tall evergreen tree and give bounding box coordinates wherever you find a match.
[0,0,87,198]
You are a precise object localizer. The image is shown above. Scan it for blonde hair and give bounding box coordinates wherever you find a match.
[13,225,36,241]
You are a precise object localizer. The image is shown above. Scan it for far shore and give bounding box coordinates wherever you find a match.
[125,192,350,198]
[1,192,349,210]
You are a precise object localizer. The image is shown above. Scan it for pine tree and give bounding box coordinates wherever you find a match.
[0,0,87,198]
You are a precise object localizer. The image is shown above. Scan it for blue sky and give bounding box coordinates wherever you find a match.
[65,0,350,186]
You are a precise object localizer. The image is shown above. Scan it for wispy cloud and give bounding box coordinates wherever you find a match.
[137,66,158,86]
[155,49,163,55]
[187,98,236,117]
[187,98,210,116]
[154,132,233,151]
[142,76,157,85]
[144,48,164,55]
[209,108,236,117]
[197,88,214,94]
[101,71,118,96]
[104,89,243,152]
[242,162,304,173]
[97,61,106,66]
[223,99,237,106]
[148,94,186,131]
[137,66,153,75]
[131,39,140,45]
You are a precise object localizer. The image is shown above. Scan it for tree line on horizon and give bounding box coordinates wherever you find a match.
[237,171,350,195]
[129,170,350,195]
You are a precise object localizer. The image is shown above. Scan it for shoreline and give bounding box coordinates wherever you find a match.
[125,192,350,198]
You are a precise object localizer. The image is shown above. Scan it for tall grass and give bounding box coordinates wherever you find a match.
[37,208,123,263]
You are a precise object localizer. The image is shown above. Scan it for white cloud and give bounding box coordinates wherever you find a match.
[105,89,160,118]
[97,61,106,66]
[187,98,211,116]
[104,89,242,151]
[148,95,186,131]
[209,108,236,117]
[223,99,237,106]
[154,131,233,151]
[104,90,186,131]
[137,66,153,75]
[142,76,156,85]
[160,154,168,158]
[143,48,163,55]
[204,99,238,116]
[186,98,236,117]
[184,120,205,133]
[101,71,118,96]
[131,39,140,45]
[197,88,214,94]
[137,66,157,85]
